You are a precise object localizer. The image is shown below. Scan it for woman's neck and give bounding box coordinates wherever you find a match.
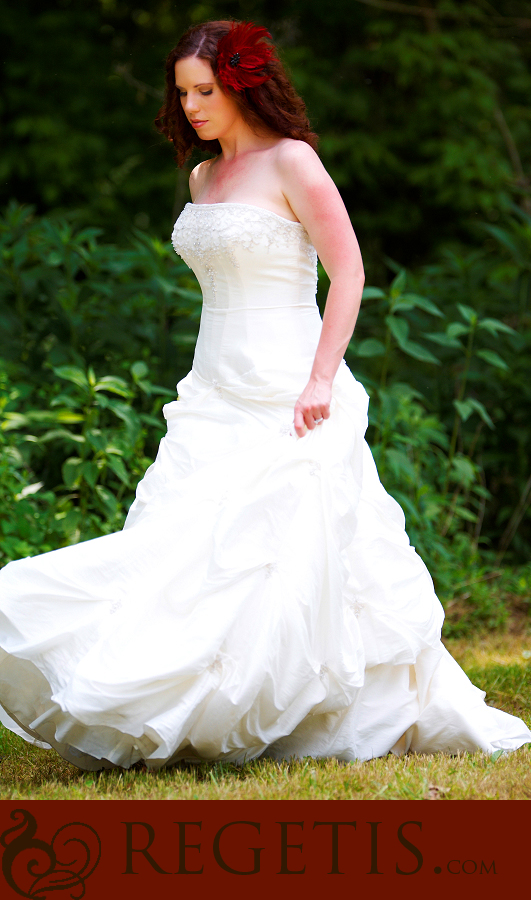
[217,121,277,161]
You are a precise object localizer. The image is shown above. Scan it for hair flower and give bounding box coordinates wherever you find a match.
[217,22,274,91]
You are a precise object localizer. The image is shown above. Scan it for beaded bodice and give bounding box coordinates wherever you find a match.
[171,202,317,308]
[170,202,322,399]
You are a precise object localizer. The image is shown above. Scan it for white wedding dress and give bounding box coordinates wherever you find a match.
[0,202,529,770]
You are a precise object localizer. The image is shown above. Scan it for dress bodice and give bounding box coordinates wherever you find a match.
[171,203,318,310]
[171,202,323,393]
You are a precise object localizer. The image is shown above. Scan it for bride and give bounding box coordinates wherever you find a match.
[0,20,529,770]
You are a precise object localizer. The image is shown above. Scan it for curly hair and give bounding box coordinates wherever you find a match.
[154,20,319,168]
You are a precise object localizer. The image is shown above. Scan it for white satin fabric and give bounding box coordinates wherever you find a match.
[0,202,529,770]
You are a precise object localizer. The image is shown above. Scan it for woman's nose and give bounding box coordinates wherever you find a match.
[184,94,200,113]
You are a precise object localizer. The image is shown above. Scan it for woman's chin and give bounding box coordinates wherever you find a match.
[191,122,213,137]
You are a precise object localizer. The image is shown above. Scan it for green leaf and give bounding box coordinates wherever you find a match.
[355,338,386,357]
[362,286,386,300]
[8,409,85,427]
[386,315,409,346]
[81,460,99,488]
[155,275,183,295]
[453,506,478,522]
[170,286,203,302]
[54,366,89,390]
[400,293,444,317]
[390,297,416,313]
[46,251,62,267]
[39,428,84,444]
[385,448,417,482]
[171,334,198,347]
[454,398,494,429]
[1,412,31,431]
[451,456,478,487]
[467,398,494,429]
[384,316,440,363]
[141,413,167,429]
[95,484,119,517]
[62,457,82,488]
[94,376,131,398]
[425,332,462,349]
[101,400,139,427]
[453,399,474,422]
[148,385,175,398]
[131,361,149,380]
[390,269,406,299]
[400,340,441,365]
[85,430,106,452]
[50,395,80,410]
[106,454,130,485]
[447,322,470,339]
[482,225,521,260]
[50,409,85,423]
[478,318,516,336]
[457,303,477,325]
[475,349,509,371]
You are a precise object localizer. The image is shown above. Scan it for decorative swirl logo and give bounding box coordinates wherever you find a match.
[1,808,101,898]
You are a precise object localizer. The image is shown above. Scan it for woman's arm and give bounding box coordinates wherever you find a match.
[277,141,365,437]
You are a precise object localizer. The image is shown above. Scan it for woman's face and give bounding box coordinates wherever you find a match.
[174,56,242,142]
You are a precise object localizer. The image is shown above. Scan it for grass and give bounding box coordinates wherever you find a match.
[1,632,530,801]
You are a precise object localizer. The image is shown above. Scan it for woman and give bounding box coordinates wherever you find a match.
[0,20,529,770]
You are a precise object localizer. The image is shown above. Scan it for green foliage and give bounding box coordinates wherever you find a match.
[0,430,65,563]
[1,0,530,263]
[0,358,173,557]
[343,257,523,583]
[0,200,201,388]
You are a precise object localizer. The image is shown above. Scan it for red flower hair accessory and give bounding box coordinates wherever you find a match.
[217,22,274,91]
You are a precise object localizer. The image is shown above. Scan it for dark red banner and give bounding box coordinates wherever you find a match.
[0,800,526,898]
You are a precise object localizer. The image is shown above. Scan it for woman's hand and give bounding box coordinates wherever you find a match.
[293,377,332,437]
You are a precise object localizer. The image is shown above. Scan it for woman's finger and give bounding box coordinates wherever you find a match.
[293,406,307,437]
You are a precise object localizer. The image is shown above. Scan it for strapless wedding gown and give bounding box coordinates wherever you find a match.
[0,202,529,770]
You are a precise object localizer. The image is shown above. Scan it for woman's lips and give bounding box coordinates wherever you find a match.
[190,120,207,129]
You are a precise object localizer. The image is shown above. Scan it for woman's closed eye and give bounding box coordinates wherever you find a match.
[179,90,213,97]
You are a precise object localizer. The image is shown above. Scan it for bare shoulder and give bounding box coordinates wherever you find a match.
[188,159,215,201]
[273,138,336,201]
[274,139,324,177]
[272,139,342,213]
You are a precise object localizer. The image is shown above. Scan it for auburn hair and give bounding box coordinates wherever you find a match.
[154,20,319,167]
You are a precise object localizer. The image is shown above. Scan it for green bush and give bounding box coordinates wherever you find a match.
[0,360,173,556]
[0,200,202,389]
